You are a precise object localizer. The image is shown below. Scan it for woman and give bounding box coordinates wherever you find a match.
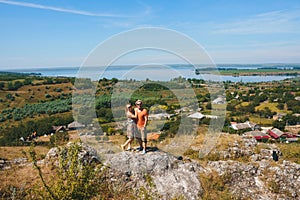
[121,104,137,151]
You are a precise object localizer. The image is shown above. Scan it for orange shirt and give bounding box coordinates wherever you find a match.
[136,108,148,128]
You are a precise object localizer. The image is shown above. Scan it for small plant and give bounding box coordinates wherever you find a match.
[49,131,69,147]
[45,93,51,98]
[199,171,233,200]
[54,88,62,92]
[29,143,136,199]
[268,180,280,193]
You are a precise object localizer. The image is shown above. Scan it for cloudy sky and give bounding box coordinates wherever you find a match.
[1,0,300,69]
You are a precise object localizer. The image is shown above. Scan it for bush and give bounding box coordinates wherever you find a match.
[54,88,62,92]
[29,143,135,199]
[49,131,69,147]
[6,93,15,101]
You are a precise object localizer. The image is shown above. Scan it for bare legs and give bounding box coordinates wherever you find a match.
[121,138,134,150]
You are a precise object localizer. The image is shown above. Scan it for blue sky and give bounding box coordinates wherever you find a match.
[1,0,300,69]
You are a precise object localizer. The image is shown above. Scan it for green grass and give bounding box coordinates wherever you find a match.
[277,142,300,164]
[249,116,274,125]
[255,102,287,113]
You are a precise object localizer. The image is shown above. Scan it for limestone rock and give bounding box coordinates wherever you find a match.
[105,151,205,200]
[44,142,100,166]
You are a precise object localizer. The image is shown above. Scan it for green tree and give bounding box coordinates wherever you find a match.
[0,82,4,90]
[273,120,285,131]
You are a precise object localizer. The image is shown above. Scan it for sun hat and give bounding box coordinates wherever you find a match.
[135,100,142,105]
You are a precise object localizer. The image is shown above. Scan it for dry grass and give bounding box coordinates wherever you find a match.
[214,133,242,151]
[199,171,233,200]
[0,146,49,160]
[0,163,57,193]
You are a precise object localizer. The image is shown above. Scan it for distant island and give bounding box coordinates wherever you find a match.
[195,64,300,76]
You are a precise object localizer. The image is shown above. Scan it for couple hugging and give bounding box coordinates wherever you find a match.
[121,100,148,154]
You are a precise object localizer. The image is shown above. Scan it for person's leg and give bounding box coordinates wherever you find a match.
[127,138,134,150]
[122,124,135,150]
[138,137,143,150]
[122,137,133,149]
[141,127,147,154]
[135,127,143,150]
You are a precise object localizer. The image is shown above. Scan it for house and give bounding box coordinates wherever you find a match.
[244,130,270,141]
[286,137,299,143]
[205,115,219,119]
[272,113,286,121]
[175,107,193,114]
[187,112,205,119]
[52,125,66,133]
[212,96,226,104]
[230,121,259,131]
[292,113,300,117]
[68,121,85,130]
[261,127,272,134]
[148,113,173,120]
[285,124,300,134]
[267,128,284,139]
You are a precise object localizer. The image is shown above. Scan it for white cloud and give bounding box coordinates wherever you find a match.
[0,0,129,17]
[213,10,300,34]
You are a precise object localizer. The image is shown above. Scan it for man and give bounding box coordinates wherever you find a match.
[134,100,148,154]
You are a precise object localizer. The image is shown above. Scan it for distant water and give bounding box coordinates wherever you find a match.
[3,65,299,83]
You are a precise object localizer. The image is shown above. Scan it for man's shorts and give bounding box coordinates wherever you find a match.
[136,126,147,142]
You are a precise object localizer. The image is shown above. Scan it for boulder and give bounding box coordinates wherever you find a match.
[105,151,205,200]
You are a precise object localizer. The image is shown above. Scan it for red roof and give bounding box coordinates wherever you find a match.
[244,130,270,140]
[268,130,279,139]
[268,128,284,139]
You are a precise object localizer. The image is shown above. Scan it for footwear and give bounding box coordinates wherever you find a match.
[127,147,132,151]
[121,144,125,151]
[136,147,142,151]
[141,149,146,154]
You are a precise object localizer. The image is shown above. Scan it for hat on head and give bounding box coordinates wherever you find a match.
[135,100,142,105]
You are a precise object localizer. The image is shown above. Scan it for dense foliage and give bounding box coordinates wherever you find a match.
[1,99,72,122]
[0,114,73,146]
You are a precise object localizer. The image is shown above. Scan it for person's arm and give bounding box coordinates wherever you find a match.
[129,109,137,118]
[144,110,148,127]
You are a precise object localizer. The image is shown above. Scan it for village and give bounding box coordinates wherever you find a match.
[32,93,299,147]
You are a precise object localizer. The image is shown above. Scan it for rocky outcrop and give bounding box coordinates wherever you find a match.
[43,143,205,199]
[44,142,100,166]
[105,151,205,200]
[206,136,299,200]
[40,137,299,200]
[0,158,7,169]
[208,159,300,199]
[0,157,28,170]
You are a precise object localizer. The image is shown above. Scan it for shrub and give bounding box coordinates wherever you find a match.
[29,143,135,199]
[54,88,62,92]
[6,93,15,101]
[199,171,233,200]
[49,131,69,147]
